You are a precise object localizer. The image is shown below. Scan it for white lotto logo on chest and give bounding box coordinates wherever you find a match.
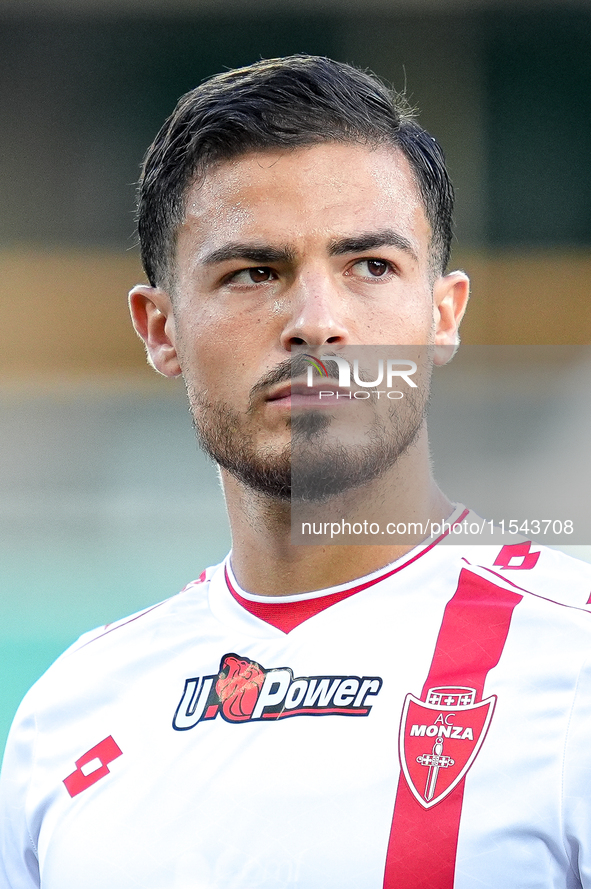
[173,653,383,729]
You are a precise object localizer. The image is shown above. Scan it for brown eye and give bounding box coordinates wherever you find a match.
[367,259,388,277]
[347,259,393,280]
[249,267,273,283]
[227,266,277,287]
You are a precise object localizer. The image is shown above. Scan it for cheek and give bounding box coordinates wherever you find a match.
[174,310,259,396]
[363,293,435,344]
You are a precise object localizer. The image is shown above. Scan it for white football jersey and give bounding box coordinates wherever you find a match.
[3,507,591,889]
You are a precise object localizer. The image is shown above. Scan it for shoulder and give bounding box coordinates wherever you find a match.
[461,539,591,609]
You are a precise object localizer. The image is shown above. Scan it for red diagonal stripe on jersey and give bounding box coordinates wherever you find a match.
[383,569,522,889]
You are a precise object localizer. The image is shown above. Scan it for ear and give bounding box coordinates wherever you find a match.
[128,285,182,377]
[432,271,470,366]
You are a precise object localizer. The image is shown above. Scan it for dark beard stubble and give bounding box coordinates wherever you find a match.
[187,380,430,504]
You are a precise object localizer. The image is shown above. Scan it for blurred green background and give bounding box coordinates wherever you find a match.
[1,1,590,752]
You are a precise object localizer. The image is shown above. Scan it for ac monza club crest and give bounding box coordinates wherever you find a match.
[399,686,496,809]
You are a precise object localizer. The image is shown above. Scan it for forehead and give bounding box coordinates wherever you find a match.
[178,142,431,267]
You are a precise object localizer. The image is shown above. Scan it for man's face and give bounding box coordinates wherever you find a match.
[130,142,468,500]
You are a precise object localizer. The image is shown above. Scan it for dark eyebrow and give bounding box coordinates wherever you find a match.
[201,243,296,266]
[329,229,418,263]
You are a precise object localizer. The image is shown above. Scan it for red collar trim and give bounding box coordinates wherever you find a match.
[226,508,469,633]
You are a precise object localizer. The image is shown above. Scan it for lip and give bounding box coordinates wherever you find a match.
[266,378,355,408]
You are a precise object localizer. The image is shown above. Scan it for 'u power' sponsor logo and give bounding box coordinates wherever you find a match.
[173,653,383,730]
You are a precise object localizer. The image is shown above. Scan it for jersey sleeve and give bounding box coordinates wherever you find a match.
[562,652,591,886]
[466,541,591,608]
[0,627,111,889]
[0,698,41,888]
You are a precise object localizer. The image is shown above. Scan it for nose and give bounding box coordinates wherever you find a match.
[279,273,350,350]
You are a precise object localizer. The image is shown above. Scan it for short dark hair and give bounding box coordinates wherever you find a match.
[137,55,454,287]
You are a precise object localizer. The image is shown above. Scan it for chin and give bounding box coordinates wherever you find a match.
[190,387,426,504]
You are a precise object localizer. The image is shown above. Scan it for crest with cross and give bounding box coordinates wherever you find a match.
[425,686,476,708]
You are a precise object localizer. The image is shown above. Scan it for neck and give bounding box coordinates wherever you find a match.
[221,429,453,597]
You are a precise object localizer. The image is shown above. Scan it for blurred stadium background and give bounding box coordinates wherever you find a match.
[1,0,590,751]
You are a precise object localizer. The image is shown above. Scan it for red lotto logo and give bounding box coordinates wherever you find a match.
[63,736,122,798]
[494,542,540,571]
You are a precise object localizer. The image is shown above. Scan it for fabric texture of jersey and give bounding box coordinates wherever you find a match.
[3,509,591,889]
